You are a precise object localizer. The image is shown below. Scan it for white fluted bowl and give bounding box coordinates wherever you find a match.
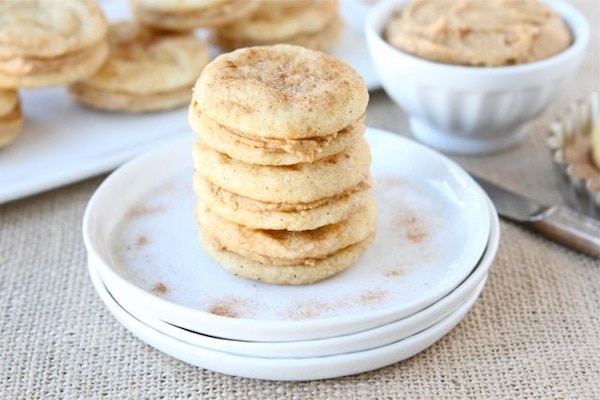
[365,0,590,155]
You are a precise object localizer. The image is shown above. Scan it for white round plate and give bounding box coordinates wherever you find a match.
[94,266,488,358]
[83,128,491,341]
[89,197,498,358]
[88,257,486,381]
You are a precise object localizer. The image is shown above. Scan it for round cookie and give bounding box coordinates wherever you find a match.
[68,21,210,113]
[0,0,109,88]
[193,175,372,231]
[193,136,371,203]
[190,108,365,165]
[0,89,23,148]
[129,0,260,31]
[213,14,344,53]
[193,44,369,139]
[197,196,376,265]
[199,230,375,285]
[215,0,338,42]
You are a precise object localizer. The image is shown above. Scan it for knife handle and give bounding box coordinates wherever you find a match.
[529,206,600,259]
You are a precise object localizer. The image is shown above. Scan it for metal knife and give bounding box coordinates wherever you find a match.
[471,174,600,259]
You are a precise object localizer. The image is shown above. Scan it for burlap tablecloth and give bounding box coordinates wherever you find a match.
[1,2,598,398]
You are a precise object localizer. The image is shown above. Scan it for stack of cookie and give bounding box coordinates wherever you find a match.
[212,0,343,52]
[189,44,375,285]
[0,90,22,148]
[0,0,109,89]
[130,0,261,31]
[68,21,210,113]
[0,0,109,148]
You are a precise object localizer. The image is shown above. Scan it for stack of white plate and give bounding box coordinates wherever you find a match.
[83,128,500,381]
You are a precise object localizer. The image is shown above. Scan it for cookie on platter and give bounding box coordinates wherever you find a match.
[68,21,210,113]
[0,0,109,88]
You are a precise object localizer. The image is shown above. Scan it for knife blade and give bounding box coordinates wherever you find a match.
[471,174,600,259]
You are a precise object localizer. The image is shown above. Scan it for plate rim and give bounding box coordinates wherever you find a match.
[83,127,497,341]
[88,255,488,381]
[90,264,489,358]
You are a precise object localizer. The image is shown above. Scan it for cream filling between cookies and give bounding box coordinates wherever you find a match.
[198,197,376,261]
[0,102,22,123]
[206,178,372,213]
[200,111,365,157]
[0,39,106,75]
[207,233,375,267]
[70,83,192,101]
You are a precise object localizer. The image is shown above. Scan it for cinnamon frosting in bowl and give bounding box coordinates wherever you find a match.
[384,0,572,67]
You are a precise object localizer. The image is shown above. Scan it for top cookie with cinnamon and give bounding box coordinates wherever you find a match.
[192,44,369,139]
[0,0,108,87]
